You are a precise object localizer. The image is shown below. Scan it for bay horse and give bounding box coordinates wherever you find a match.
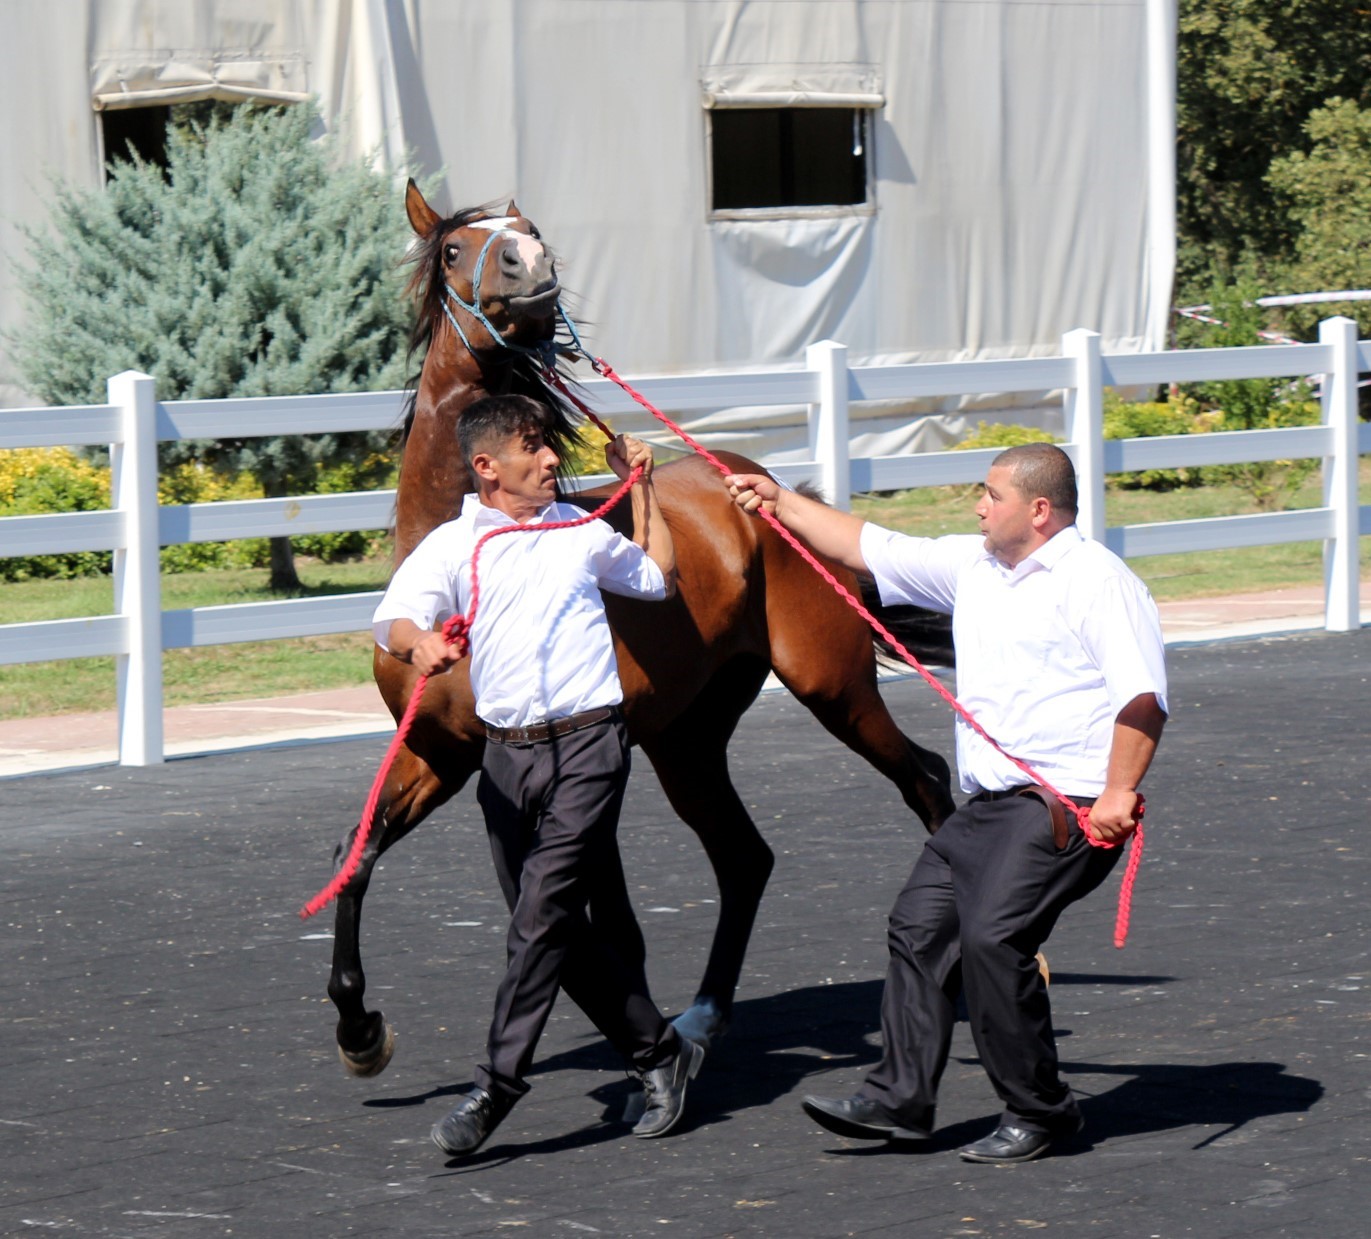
[324,181,956,1076]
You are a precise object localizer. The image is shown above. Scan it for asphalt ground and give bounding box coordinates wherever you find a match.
[2,627,1368,1238]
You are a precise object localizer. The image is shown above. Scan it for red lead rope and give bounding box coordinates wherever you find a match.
[298,468,639,921]
[303,358,1145,948]
[550,361,1146,949]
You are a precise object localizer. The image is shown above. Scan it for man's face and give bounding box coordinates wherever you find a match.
[485,425,560,509]
[975,464,1041,566]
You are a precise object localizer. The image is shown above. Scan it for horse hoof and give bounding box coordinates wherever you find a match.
[672,1000,728,1052]
[338,1021,395,1077]
[1036,953,1051,985]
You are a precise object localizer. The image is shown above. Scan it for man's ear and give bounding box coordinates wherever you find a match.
[470,450,498,483]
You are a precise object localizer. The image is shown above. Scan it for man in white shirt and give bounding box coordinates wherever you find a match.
[726,443,1167,1163]
[374,393,702,1157]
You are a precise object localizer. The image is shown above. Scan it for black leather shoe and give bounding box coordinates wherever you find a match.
[431,1086,515,1156]
[801,1094,930,1143]
[633,1036,704,1138]
[958,1120,1078,1164]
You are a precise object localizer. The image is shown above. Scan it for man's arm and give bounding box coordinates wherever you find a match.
[725,472,869,574]
[385,617,463,676]
[607,434,676,597]
[1087,692,1167,843]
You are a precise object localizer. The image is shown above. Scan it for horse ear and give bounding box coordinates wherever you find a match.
[406,179,441,236]
[506,198,521,219]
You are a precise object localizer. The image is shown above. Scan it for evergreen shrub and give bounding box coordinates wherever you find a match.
[7,100,414,589]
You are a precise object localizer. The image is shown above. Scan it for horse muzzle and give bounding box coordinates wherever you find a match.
[507,282,562,319]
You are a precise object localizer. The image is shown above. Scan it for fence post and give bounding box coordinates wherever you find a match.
[1319,316,1360,632]
[109,370,164,766]
[807,339,851,510]
[1063,328,1106,545]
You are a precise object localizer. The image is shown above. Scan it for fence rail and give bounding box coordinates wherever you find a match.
[2,319,1367,766]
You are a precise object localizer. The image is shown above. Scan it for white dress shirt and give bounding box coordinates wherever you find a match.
[860,523,1168,796]
[373,493,667,728]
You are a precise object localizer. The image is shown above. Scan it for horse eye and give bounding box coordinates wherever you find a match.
[529,226,541,241]
[443,244,459,263]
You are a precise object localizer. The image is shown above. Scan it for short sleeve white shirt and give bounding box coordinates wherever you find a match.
[372,494,666,728]
[860,523,1168,796]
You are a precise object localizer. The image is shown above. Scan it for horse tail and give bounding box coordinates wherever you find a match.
[858,577,955,668]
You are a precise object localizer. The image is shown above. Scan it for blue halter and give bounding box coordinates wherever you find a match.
[440,220,593,370]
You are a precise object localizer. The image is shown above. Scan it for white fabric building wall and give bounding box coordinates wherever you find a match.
[0,0,1175,457]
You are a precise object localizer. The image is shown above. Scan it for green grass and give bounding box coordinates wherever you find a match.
[0,557,389,719]
[2,467,1367,720]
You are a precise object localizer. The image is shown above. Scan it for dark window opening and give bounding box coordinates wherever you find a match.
[100,105,174,172]
[710,107,870,211]
[99,100,285,180]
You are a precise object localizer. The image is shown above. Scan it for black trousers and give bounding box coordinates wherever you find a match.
[862,792,1121,1135]
[473,717,677,1101]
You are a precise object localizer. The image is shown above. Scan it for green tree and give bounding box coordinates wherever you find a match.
[8,101,412,590]
[1266,98,1371,339]
[1176,1,1371,297]
[1176,277,1320,510]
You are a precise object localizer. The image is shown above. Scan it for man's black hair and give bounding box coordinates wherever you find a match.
[458,394,554,486]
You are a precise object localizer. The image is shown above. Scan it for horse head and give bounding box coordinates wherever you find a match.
[396,183,585,558]
[404,180,560,361]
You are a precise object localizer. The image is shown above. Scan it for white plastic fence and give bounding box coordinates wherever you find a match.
[2,318,1367,766]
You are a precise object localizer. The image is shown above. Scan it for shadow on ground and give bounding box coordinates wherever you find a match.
[361,975,1323,1168]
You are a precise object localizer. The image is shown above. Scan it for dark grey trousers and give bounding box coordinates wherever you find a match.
[862,792,1121,1135]
[473,717,677,1101]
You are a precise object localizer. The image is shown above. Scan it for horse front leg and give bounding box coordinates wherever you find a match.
[327,744,465,1076]
[639,659,773,1050]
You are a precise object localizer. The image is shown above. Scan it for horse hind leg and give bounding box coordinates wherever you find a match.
[762,548,955,830]
[792,673,956,833]
[327,744,465,1076]
[639,656,775,1050]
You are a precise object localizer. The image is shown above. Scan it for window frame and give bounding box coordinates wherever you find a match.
[701,87,882,222]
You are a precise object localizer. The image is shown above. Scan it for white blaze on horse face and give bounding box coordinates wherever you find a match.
[469,217,546,276]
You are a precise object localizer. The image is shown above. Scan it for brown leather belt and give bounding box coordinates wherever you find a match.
[483,705,620,746]
[974,784,1090,850]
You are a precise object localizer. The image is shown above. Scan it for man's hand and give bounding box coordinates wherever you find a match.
[1089,692,1165,844]
[387,618,463,676]
[1084,788,1143,845]
[724,470,870,573]
[725,472,781,516]
[409,630,463,676]
[606,434,653,483]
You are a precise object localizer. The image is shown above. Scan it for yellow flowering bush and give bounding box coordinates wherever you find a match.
[0,448,112,579]
[1,448,392,579]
